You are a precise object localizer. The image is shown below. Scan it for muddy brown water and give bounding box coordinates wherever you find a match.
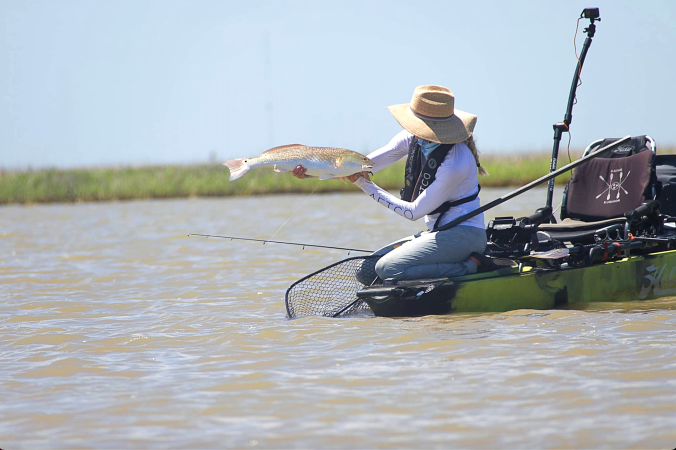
[2,187,676,449]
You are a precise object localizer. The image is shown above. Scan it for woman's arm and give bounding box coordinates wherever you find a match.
[352,153,468,221]
[367,130,412,173]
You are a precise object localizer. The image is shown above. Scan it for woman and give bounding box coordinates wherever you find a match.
[294,85,488,281]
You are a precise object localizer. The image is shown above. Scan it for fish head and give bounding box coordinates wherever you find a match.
[360,156,375,171]
[338,152,373,167]
[335,151,374,174]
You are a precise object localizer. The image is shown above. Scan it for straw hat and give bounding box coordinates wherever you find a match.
[387,85,477,144]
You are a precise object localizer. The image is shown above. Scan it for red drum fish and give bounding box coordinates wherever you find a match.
[224,144,374,181]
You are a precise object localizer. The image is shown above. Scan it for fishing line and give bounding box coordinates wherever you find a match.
[268,179,319,241]
[552,201,563,216]
[562,122,573,166]
[573,16,583,102]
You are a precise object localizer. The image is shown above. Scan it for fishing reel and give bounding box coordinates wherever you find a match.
[486,207,554,258]
[486,216,538,258]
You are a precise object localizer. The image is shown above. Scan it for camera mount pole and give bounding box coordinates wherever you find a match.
[545,8,601,211]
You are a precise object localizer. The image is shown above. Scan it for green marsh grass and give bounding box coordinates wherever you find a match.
[2,150,671,204]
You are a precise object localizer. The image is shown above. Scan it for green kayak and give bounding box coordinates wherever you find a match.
[359,249,676,317]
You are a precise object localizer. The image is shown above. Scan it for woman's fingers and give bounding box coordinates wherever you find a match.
[292,165,307,179]
[294,166,368,182]
[346,173,360,183]
[347,171,371,183]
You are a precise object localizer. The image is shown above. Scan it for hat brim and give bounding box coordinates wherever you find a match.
[387,103,477,144]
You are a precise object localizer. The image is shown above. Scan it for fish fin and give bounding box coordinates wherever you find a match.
[260,144,304,155]
[223,158,251,181]
[335,155,343,168]
[319,174,335,181]
[340,177,347,185]
[273,165,291,173]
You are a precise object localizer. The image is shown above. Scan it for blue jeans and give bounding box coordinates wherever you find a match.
[371,225,487,281]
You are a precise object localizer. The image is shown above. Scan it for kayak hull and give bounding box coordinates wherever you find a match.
[360,249,676,317]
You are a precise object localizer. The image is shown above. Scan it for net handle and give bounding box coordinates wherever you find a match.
[331,274,380,318]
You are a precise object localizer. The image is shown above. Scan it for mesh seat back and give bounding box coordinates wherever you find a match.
[561,136,656,222]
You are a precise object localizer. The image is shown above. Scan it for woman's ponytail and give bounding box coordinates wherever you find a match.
[466,135,488,176]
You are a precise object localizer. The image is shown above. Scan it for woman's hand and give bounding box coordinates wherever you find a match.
[347,172,371,183]
[293,166,370,182]
[292,165,307,179]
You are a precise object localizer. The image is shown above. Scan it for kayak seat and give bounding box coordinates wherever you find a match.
[538,135,657,244]
[538,217,627,244]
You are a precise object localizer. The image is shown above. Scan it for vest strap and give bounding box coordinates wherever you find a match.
[432,185,481,230]
[401,142,456,202]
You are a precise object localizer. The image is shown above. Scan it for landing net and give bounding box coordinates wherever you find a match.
[285,256,381,318]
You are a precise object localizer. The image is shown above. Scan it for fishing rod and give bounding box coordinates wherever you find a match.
[188,234,374,254]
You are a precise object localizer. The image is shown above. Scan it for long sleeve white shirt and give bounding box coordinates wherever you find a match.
[353,130,485,230]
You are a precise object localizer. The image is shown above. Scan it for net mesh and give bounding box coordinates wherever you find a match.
[285,256,382,318]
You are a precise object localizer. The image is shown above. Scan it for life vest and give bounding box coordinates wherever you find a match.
[400,140,480,230]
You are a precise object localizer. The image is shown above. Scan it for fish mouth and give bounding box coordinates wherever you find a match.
[361,163,375,171]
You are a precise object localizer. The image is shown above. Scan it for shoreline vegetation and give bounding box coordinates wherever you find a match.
[0,151,665,204]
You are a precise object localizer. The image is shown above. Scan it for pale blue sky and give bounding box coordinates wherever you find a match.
[1,0,675,168]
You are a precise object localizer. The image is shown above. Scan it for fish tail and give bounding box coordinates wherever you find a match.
[223,158,251,181]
